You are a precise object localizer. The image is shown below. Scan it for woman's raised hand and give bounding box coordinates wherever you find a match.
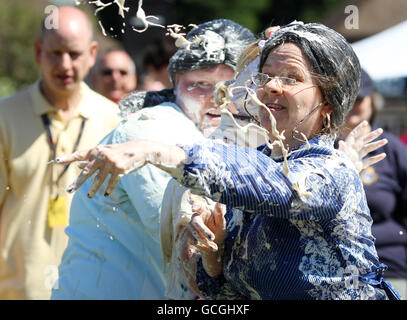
[186,195,227,277]
[339,120,388,172]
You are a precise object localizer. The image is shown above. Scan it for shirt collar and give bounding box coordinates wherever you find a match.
[259,134,336,161]
[31,80,55,116]
[76,83,92,119]
[30,80,91,119]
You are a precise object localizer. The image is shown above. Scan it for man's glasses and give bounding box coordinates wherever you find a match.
[102,69,129,76]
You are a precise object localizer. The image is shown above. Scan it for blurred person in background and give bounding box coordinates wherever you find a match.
[399,131,407,146]
[0,6,120,299]
[139,37,177,91]
[90,47,137,103]
[340,69,407,299]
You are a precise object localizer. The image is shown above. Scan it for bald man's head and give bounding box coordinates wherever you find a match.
[39,6,94,43]
[34,6,98,99]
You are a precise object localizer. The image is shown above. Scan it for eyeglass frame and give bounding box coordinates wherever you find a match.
[250,72,298,89]
[241,71,329,126]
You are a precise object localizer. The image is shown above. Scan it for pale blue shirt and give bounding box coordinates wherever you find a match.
[52,102,204,299]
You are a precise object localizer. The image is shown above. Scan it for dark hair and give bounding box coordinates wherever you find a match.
[259,22,361,128]
[94,47,136,74]
[143,37,177,71]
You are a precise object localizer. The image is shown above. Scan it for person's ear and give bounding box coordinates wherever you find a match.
[88,41,99,68]
[321,103,333,118]
[174,74,180,85]
[34,40,43,65]
[173,74,181,94]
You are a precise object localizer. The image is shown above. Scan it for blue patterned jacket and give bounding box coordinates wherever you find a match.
[176,135,392,300]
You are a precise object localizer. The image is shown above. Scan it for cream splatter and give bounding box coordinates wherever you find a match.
[132,0,165,33]
[87,0,129,18]
[98,20,107,36]
[166,24,203,50]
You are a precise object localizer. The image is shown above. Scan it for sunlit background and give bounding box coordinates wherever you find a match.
[1,0,406,135]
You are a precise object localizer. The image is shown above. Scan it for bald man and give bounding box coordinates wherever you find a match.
[0,6,120,299]
[91,48,137,103]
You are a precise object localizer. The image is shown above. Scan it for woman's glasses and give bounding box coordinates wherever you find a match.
[250,72,297,89]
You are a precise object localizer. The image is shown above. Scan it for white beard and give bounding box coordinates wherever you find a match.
[177,94,218,137]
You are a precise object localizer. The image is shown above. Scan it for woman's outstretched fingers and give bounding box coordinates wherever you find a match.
[362,138,388,157]
[362,153,386,169]
[213,203,226,226]
[363,128,383,144]
[188,215,217,252]
[77,161,89,169]
[191,213,216,242]
[104,170,123,197]
[189,195,214,239]
[53,149,91,164]
[345,120,367,144]
[66,161,99,193]
[349,120,368,139]
[88,164,111,198]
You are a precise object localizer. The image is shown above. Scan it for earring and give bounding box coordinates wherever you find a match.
[323,114,331,130]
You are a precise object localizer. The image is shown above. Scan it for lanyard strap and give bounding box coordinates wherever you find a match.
[41,113,86,184]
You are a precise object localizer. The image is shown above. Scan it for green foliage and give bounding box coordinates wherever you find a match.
[0,0,44,97]
[259,0,346,27]
[175,0,345,35]
[175,0,270,35]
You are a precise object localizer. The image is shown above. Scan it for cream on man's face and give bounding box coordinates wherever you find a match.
[175,64,234,137]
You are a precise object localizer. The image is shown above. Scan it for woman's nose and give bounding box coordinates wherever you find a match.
[264,78,283,95]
